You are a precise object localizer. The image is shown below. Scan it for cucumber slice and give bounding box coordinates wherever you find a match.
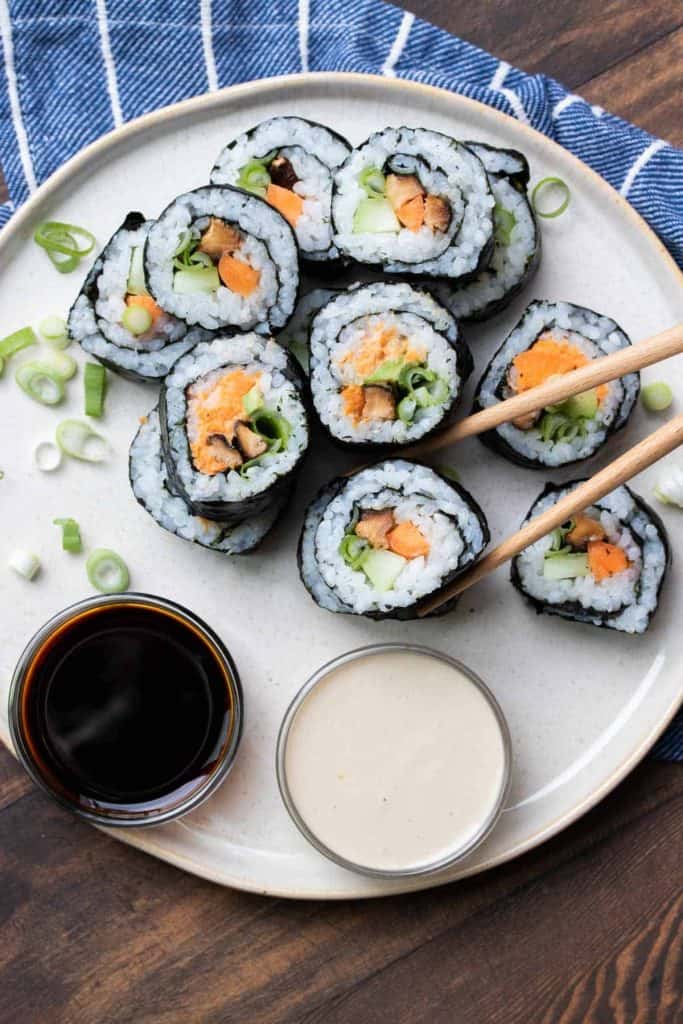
[542,552,590,579]
[352,198,400,234]
[127,246,147,295]
[173,266,220,294]
[360,549,407,591]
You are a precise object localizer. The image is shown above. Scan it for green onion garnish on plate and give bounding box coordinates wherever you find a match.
[54,518,82,553]
[15,362,66,405]
[531,177,571,219]
[56,419,110,462]
[0,326,37,361]
[84,362,107,417]
[39,316,69,347]
[34,221,96,273]
[86,548,129,593]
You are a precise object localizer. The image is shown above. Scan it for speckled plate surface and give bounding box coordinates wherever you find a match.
[1,73,682,899]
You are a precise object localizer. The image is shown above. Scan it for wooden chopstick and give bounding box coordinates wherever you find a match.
[400,323,683,462]
[417,413,683,616]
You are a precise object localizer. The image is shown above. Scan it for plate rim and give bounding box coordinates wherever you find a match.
[2,71,681,899]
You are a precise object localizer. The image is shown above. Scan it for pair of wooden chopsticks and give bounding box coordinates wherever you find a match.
[397,322,683,617]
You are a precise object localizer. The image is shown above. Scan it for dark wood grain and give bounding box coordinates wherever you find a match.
[1,3,681,1022]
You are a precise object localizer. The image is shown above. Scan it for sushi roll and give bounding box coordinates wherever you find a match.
[159,333,309,522]
[298,459,489,620]
[511,481,670,634]
[332,127,494,280]
[308,282,472,449]
[210,117,351,266]
[145,186,299,332]
[129,408,288,553]
[474,300,640,468]
[68,213,203,382]
[432,142,540,321]
[277,286,340,372]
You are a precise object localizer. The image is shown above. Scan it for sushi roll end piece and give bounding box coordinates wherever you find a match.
[511,481,670,634]
[298,459,489,620]
[309,282,472,450]
[211,116,351,266]
[159,332,309,522]
[474,300,640,469]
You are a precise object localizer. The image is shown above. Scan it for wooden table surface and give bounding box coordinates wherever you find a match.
[1,2,682,1021]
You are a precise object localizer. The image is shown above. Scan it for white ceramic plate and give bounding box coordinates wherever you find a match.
[1,73,681,899]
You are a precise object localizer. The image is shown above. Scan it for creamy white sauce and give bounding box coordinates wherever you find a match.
[283,650,508,874]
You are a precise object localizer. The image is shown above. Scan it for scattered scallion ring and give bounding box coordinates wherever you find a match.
[34,221,96,274]
[84,362,107,417]
[531,177,571,219]
[0,356,3,376]
[16,362,66,405]
[86,548,129,594]
[54,517,82,553]
[56,419,110,462]
[44,349,77,381]
[8,549,41,580]
[39,315,69,347]
[0,326,37,360]
[33,441,62,472]
[641,381,673,413]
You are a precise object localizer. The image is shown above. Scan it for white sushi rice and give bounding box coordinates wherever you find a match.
[304,460,487,615]
[333,127,494,278]
[309,282,463,444]
[163,333,307,505]
[68,216,198,379]
[433,176,537,320]
[130,409,285,552]
[477,300,639,466]
[145,187,298,332]
[211,117,350,259]
[514,483,668,634]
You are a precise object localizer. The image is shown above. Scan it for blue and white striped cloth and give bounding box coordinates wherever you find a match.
[0,0,681,758]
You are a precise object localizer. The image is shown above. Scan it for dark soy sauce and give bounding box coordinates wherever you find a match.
[20,603,233,812]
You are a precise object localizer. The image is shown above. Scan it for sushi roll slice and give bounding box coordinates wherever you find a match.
[210,117,351,266]
[298,459,489,620]
[432,142,540,321]
[129,408,288,553]
[474,300,640,468]
[308,282,472,448]
[332,127,494,280]
[511,481,670,634]
[277,286,340,373]
[68,212,203,382]
[145,186,299,332]
[159,333,309,522]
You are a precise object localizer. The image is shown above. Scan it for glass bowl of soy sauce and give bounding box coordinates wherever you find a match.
[8,593,243,827]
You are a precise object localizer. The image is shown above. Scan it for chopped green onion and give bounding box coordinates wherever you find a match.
[398,364,436,391]
[0,326,37,360]
[33,441,62,473]
[44,349,77,380]
[339,533,370,570]
[494,203,517,245]
[39,316,69,347]
[15,363,65,405]
[173,266,220,294]
[56,419,110,462]
[54,518,82,553]
[173,229,193,257]
[0,356,3,376]
[86,548,129,594]
[121,304,153,335]
[358,166,387,198]
[542,552,589,580]
[237,159,272,197]
[641,381,673,412]
[397,395,417,423]
[8,549,41,581]
[531,177,571,219]
[127,246,147,295]
[242,385,264,417]
[84,362,107,417]
[251,409,291,447]
[34,221,96,273]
